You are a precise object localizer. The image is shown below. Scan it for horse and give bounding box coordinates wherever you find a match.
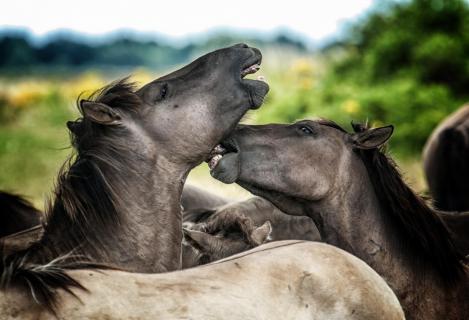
[423,104,469,211]
[0,192,41,238]
[183,194,321,242]
[210,119,468,319]
[182,209,272,268]
[0,44,269,312]
[181,184,229,212]
[0,241,405,320]
[439,211,469,256]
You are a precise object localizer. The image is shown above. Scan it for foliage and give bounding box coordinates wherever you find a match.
[0,31,307,72]
[2,0,466,201]
[256,0,469,156]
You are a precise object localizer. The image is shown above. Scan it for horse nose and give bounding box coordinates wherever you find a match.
[232,43,249,48]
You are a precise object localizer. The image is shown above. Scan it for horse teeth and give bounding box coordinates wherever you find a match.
[257,75,266,82]
[241,64,261,77]
[208,154,223,170]
[213,145,226,154]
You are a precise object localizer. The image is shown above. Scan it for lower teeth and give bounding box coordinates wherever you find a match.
[209,155,222,170]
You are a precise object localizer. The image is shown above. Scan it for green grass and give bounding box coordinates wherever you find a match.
[0,65,430,207]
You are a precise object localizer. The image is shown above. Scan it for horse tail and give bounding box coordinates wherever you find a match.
[0,249,107,315]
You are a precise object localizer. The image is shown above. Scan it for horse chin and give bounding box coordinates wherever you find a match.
[237,181,309,217]
[243,79,269,110]
[209,153,240,184]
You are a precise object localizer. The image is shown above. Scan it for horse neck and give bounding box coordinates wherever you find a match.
[306,154,464,319]
[38,147,186,273]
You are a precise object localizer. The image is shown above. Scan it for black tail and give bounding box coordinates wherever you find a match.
[0,249,111,315]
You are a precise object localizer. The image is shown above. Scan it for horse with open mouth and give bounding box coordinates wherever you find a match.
[0,44,269,313]
[209,119,468,319]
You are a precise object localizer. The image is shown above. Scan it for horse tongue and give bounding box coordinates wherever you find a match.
[241,64,261,77]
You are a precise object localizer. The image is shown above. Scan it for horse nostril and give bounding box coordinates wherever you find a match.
[233,43,249,48]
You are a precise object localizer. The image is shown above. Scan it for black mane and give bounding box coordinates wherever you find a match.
[44,78,141,243]
[1,79,140,314]
[350,122,466,282]
[317,119,466,281]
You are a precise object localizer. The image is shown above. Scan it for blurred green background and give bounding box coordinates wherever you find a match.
[1,0,468,207]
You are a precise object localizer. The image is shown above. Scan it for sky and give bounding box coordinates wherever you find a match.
[0,0,375,44]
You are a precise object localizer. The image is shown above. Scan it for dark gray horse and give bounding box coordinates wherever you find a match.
[0,44,269,313]
[183,191,320,243]
[181,184,228,212]
[209,119,468,320]
[439,211,469,256]
[0,192,41,238]
[182,210,272,268]
[423,104,469,211]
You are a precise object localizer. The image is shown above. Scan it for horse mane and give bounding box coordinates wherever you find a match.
[44,78,141,241]
[350,122,466,282]
[1,79,141,314]
[318,119,466,281]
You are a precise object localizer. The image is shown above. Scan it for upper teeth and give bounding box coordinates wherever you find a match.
[209,154,223,170]
[241,64,260,77]
[212,144,226,154]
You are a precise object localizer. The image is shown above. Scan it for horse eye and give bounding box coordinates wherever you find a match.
[154,83,168,103]
[300,126,313,135]
[160,84,168,100]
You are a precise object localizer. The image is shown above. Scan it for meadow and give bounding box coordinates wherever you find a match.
[0,52,430,208]
[4,0,469,207]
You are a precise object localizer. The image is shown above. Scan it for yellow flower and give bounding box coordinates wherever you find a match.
[291,58,314,77]
[62,73,105,99]
[300,78,313,90]
[6,81,50,108]
[132,68,155,84]
[371,120,384,128]
[342,99,360,114]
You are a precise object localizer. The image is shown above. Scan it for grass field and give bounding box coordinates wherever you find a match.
[0,56,428,209]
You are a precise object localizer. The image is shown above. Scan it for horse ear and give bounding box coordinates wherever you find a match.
[351,125,394,150]
[66,121,79,133]
[80,100,122,125]
[250,221,272,245]
[183,229,222,253]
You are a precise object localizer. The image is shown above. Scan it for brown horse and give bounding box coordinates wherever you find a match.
[423,104,469,211]
[210,119,468,319]
[0,44,269,312]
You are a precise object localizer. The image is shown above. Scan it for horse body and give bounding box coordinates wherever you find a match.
[181,184,229,212]
[0,241,404,320]
[439,211,469,256]
[183,188,320,242]
[182,206,272,268]
[213,120,468,319]
[423,104,469,211]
